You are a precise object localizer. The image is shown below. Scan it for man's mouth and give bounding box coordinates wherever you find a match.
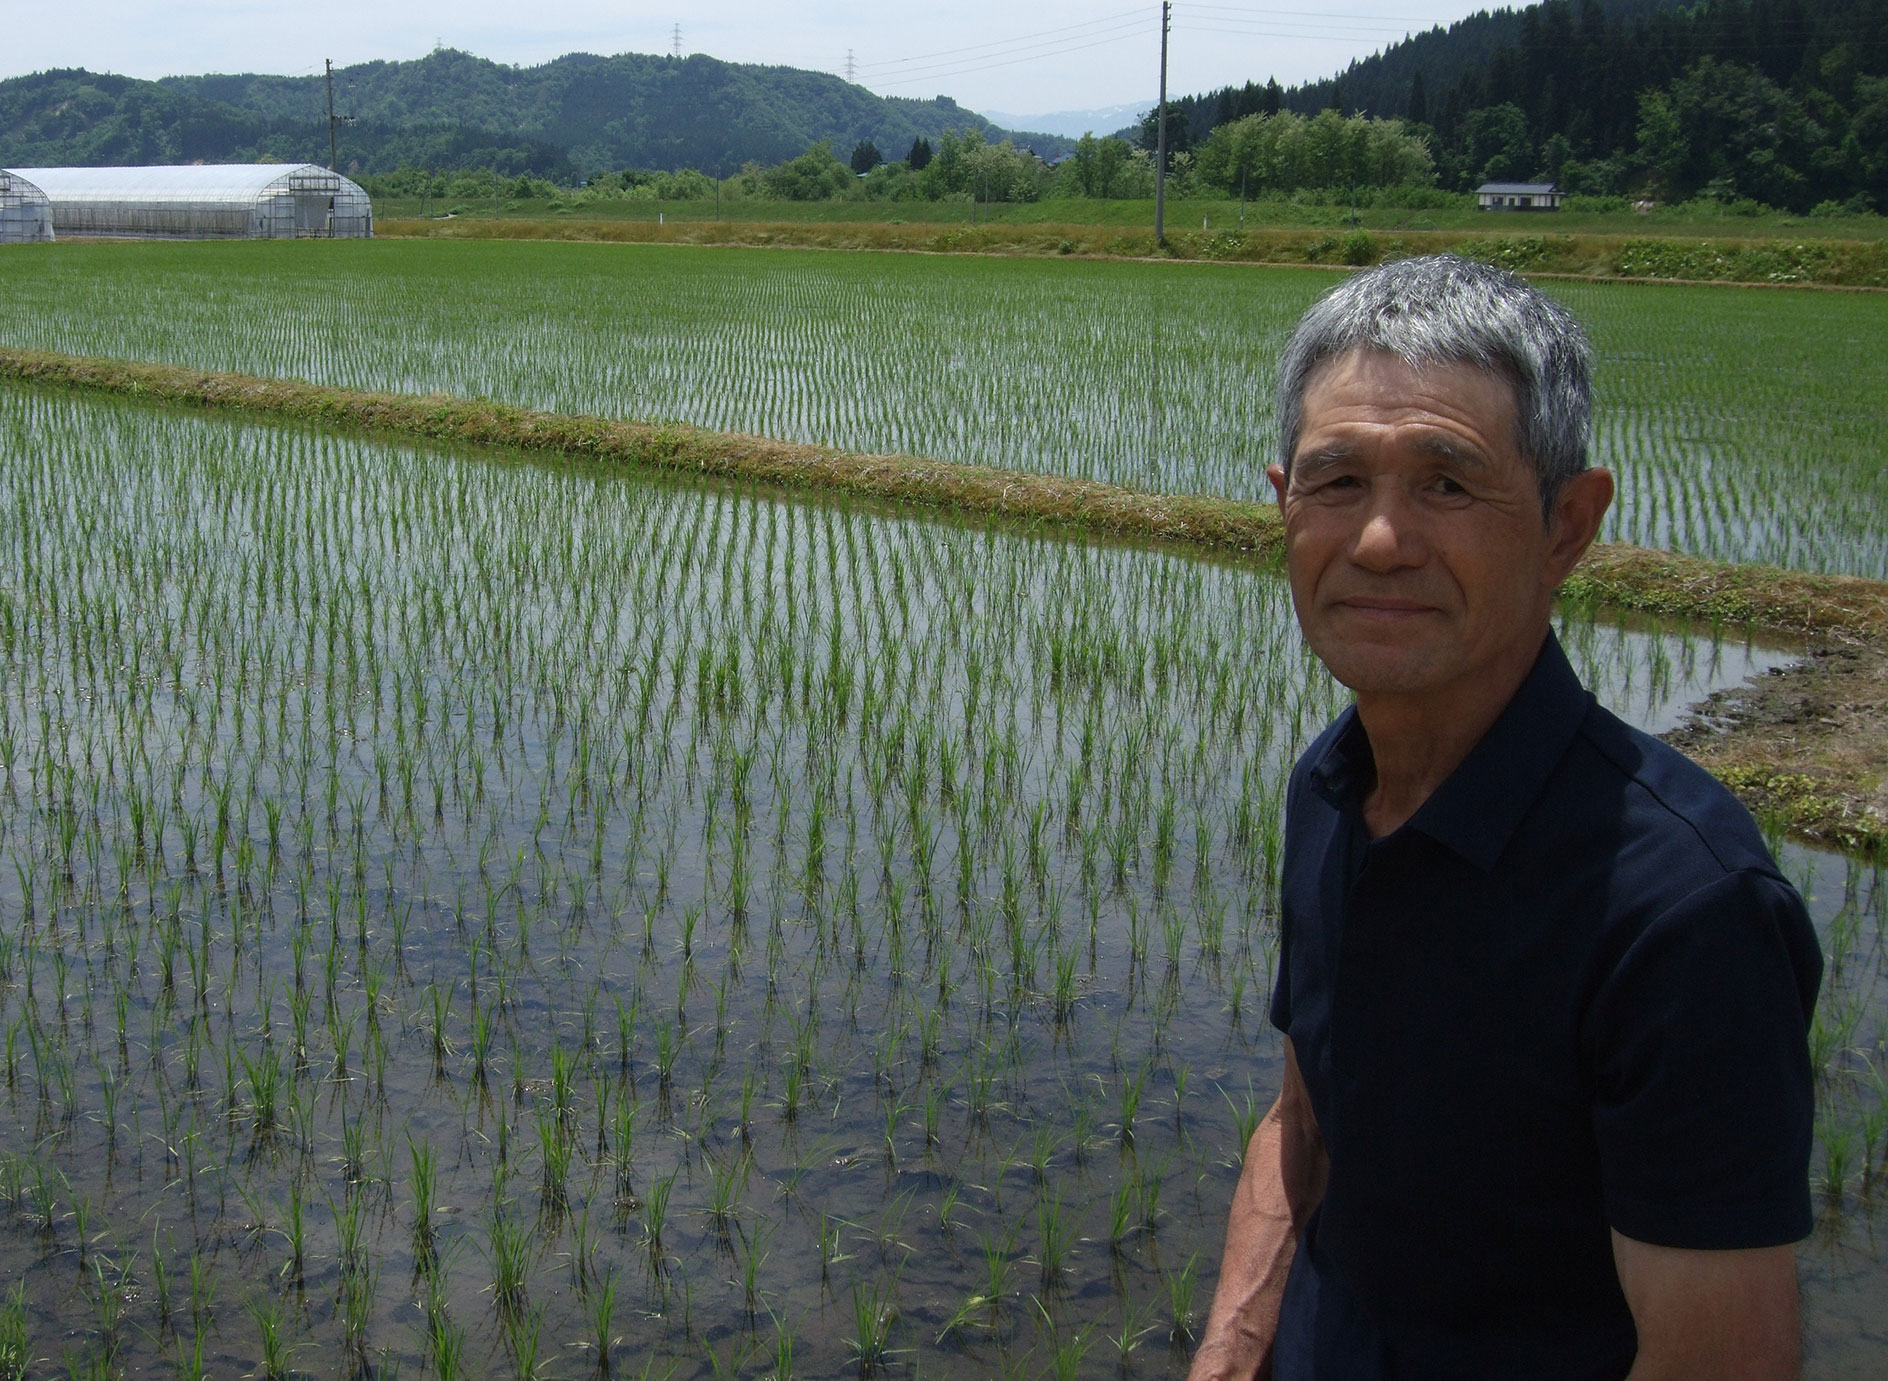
[1333,596,1438,618]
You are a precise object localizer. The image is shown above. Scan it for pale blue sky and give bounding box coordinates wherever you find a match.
[8,2,1481,117]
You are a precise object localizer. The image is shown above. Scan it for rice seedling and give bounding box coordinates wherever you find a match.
[536,1108,572,1213]
[1106,1289,1160,1366]
[702,1152,744,1241]
[643,1172,677,1263]
[1033,1296,1094,1381]
[488,1206,533,1318]
[1035,1194,1072,1288]
[429,1310,470,1381]
[339,1259,377,1360]
[247,1292,294,1381]
[1166,1253,1201,1350]
[188,1251,214,1337]
[408,1135,439,1268]
[587,1271,619,1372]
[846,1274,900,1373]
[502,1302,547,1381]
[767,1308,797,1381]
[977,1222,1022,1319]
[0,1283,27,1381]
[818,1211,850,1281]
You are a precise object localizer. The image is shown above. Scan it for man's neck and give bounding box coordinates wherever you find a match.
[1353,630,1549,839]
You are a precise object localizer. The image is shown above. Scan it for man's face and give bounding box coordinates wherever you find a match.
[1268,349,1604,706]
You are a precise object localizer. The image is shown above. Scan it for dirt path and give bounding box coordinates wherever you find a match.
[1667,636,1888,855]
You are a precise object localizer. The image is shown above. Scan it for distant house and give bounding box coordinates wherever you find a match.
[1476,182,1564,211]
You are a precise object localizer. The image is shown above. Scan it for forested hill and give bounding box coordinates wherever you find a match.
[1160,0,1888,210]
[0,48,1068,178]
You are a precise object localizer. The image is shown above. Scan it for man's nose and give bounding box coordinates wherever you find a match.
[1350,485,1426,571]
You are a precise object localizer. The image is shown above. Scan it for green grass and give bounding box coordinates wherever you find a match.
[0,238,1884,577]
[369,191,1888,242]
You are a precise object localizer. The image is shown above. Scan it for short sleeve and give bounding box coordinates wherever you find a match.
[1270,912,1293,1034]
[1586,869,1822,1249]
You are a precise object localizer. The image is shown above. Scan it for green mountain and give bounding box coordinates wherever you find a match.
[1155,0,1888,210]
[0,48,1069,179]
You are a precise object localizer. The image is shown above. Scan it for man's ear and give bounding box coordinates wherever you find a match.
[1544,467,1615,587]
[1267,462,1289,507]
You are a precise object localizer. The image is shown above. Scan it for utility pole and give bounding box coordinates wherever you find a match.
[324,61,355,172]
[326,59,338,171]
[1154,2,1170,244]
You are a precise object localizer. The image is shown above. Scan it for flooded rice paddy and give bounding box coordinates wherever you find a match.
[0,383,1880,1377]
[0,241,1885,579]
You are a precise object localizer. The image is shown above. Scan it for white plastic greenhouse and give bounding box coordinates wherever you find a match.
[0,170,54,243]
[7,164,372,240]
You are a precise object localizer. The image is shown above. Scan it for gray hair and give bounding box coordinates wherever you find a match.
[1275,255,1593,512]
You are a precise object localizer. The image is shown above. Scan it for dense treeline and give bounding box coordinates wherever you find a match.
[361,111,1440,211]
[1190,111,1436,198]
[1154,0,1888,211]
[0,49,1066,178]
[363,131,1135,208]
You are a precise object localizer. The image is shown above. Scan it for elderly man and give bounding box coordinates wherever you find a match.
[1190,256,1821,1380]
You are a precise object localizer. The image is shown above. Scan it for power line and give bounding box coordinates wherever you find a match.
[851,8,1147,74]
[1184,16,1418,36]
[1187,2,1428,21]
[868,31,1151,90]
[862,21,1152,91]
[1180,21,1416,42]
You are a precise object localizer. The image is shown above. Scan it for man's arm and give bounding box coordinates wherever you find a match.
[1612,1232,1800,1381]
[1189,1039,1329,1381]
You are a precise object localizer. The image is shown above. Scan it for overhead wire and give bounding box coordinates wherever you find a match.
[867,34,1154,90]
[852,3,1430,97]
[850,7,1148,74]
[857,13,1153,89]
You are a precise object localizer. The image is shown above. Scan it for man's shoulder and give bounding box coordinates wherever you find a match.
[1560,699,1784,886]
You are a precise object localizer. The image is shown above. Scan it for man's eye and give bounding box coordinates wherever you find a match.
[1433,475,1467,496]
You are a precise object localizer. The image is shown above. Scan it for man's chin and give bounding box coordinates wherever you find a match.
[1311,643,1447,698]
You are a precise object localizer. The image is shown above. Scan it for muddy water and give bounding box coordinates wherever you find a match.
[0,384,1877,1378]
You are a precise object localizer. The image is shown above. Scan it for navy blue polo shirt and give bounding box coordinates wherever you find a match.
[1269,632,1822,1380]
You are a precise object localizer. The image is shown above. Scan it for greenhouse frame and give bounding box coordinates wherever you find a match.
[0,170,55,243]
[7,165,372,240]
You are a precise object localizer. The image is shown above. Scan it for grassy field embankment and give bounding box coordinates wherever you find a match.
[3,343,1883,851]
[370,192,1888,241]
[377,213,1888,288]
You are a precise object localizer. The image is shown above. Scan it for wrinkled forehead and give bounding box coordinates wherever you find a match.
[1297,346,1526,435]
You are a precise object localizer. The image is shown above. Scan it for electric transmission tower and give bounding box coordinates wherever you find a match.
[672,24,683,59]
[846,49,856,82]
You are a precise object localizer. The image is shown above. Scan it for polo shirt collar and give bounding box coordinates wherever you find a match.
[1305,632,1593,871]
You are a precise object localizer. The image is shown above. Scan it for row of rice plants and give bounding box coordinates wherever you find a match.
[0,241,1882,577]
[0,382,1876,1378]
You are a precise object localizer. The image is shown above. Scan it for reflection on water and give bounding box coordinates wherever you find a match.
[0,384,1877,1377]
